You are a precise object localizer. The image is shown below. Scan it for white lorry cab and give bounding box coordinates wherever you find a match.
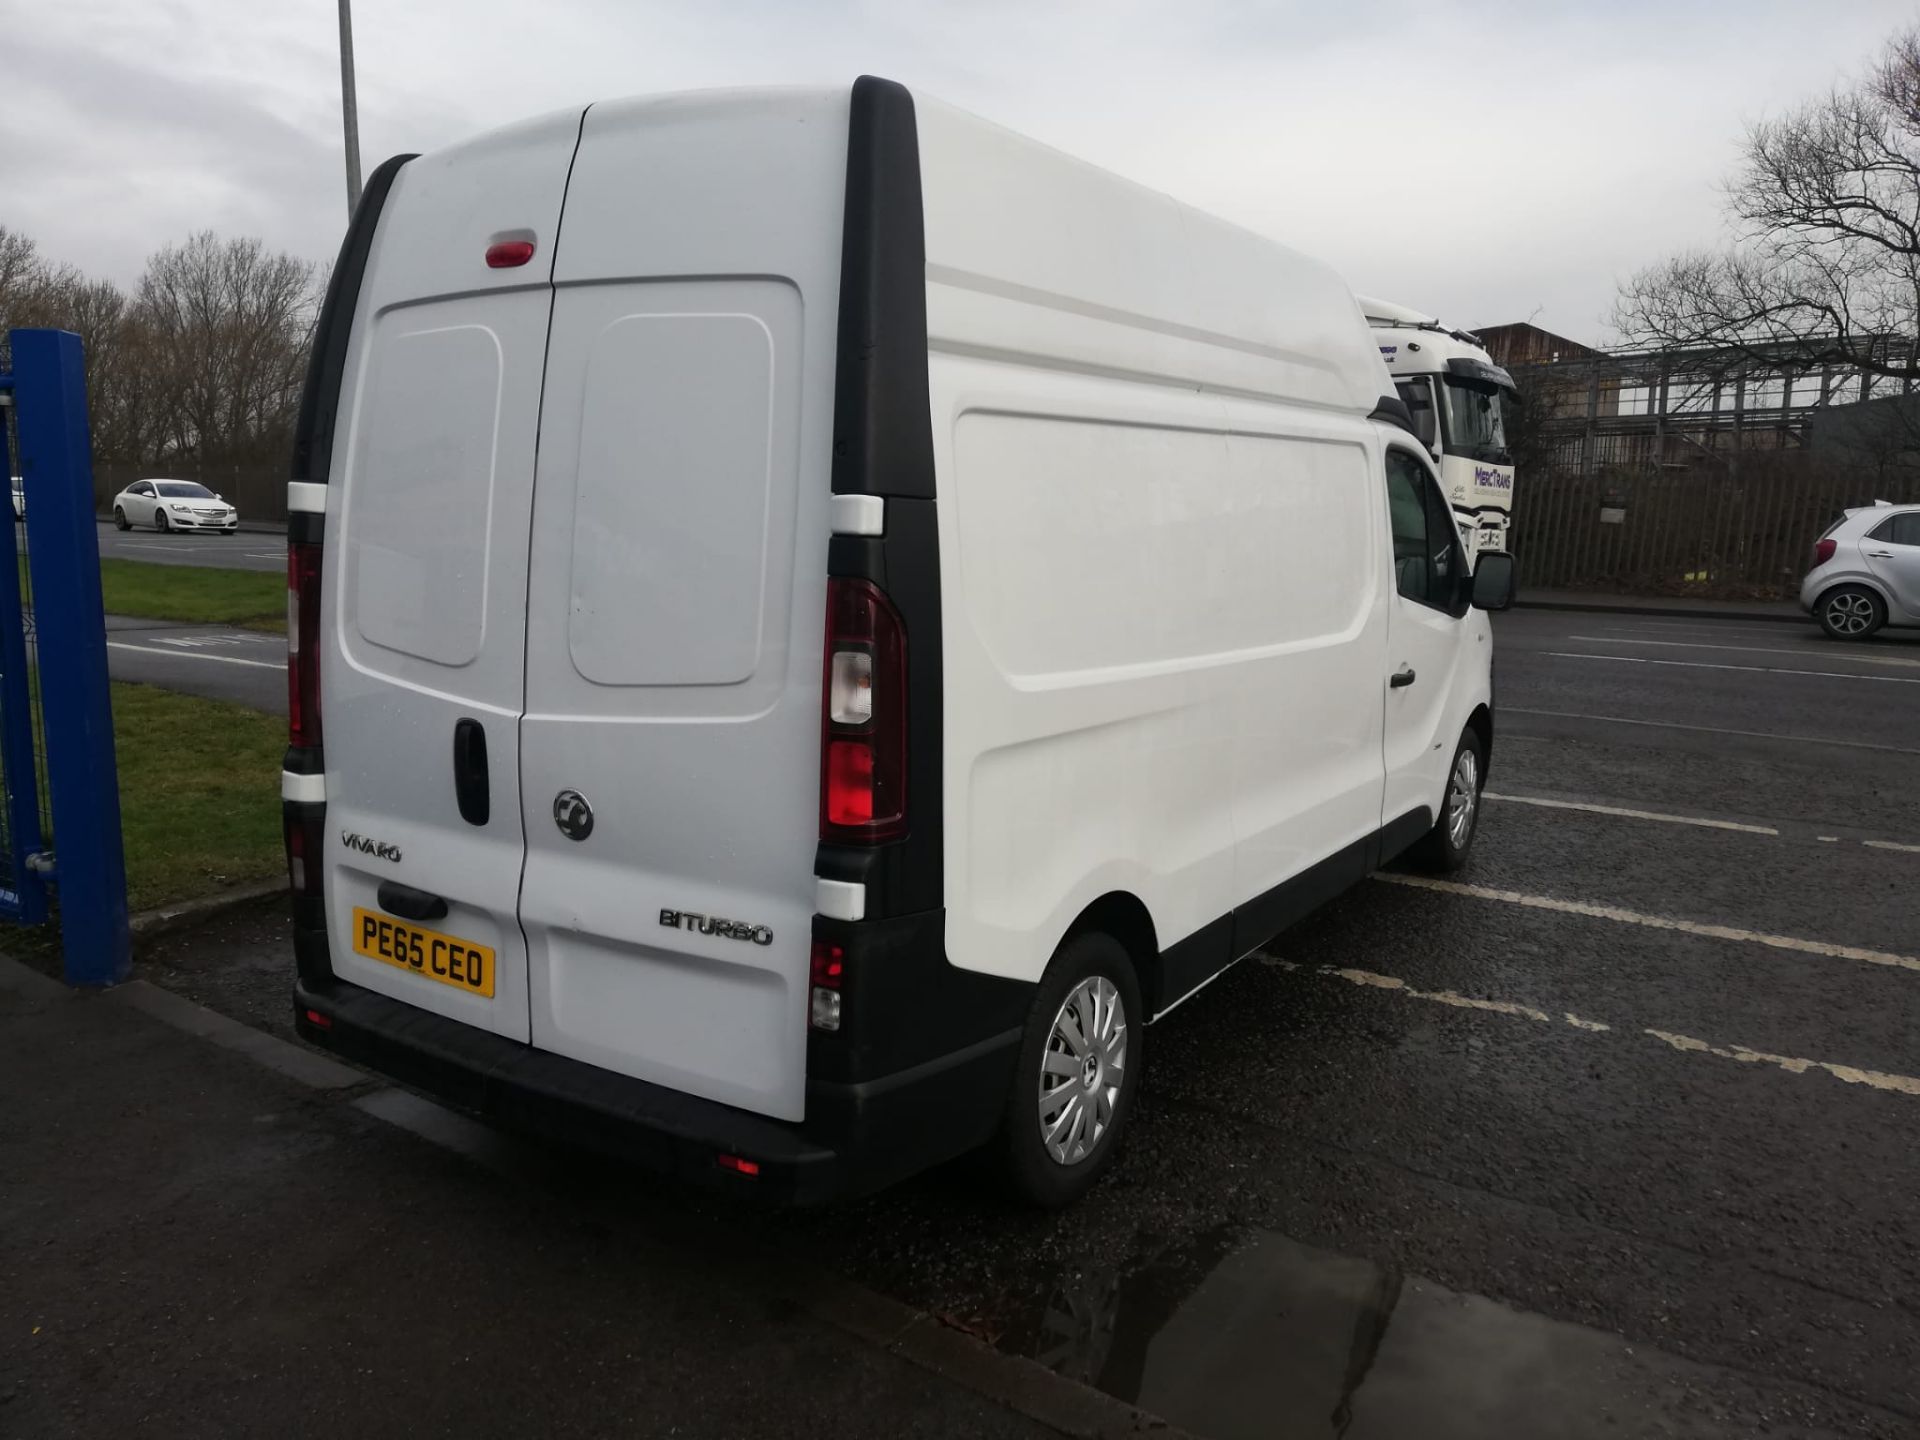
[284,78,1516,1206]
[1360,296,1520,562]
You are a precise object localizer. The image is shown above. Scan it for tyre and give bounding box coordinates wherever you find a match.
[113,507,130,531]
[1000,930,1142,1208]
[1816,585,1884,641]
[1407,727,1486,874]
[155,510,170,533]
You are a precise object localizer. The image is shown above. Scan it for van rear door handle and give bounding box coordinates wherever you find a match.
[453,718,490,826]
[1390,667,1417,689]
[1865,549,1895,558]
[377,880,448,923]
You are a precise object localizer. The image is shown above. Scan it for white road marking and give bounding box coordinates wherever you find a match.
[1645,1031,1920,1097]
[1567,634,1920,670]
[1266,957,1920,1098]
[1486,791,1920,854]
[1483,792,1778,835]
[1507,707,1920,756]
[106,641,283,671]
[1372,872,1920,974]
[152,632,278,649]
[1548,651,1920,685]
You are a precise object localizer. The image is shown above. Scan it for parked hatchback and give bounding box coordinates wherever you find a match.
[1802,502,1920,639]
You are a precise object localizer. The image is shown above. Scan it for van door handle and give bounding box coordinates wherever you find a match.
[377,880,448,923]
[1865,548,1895,558]
[453,718,490,826]
[1390,667,1417,689]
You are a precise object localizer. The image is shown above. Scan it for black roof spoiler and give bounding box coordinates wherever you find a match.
[1369,393,1417,436]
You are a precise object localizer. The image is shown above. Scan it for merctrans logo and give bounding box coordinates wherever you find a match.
[1474,466,1514,490]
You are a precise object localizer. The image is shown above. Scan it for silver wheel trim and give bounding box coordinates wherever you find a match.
[1036,975,1127,1167]
[1447,748,1479,849]
[1825,592,1874,635]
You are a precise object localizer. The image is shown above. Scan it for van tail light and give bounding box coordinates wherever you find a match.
[288,542,323,748]
[1813,537,1837,565]
[809,938,845,1031]
[820,578,906,842]
[284,805,325,897]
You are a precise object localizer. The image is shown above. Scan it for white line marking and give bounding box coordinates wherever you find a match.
[1373,872,1920,974]
[1645,1031,1920,1097]
[1865,839,1920,855]
[1267,957,1920,1098]
[1567,635,1920,670]
[1548,651,1920,685]
[1506,707,1920,756]
[107,641,283,671]
[1483,792,1778,835]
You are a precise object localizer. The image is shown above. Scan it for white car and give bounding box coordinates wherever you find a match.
[112,479,239,534]
[1801,501,1920,639]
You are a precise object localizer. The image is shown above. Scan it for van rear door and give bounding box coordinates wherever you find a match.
[322,110,584,1041]
[516,93,848,1123]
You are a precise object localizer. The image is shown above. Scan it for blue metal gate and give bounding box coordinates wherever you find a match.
[0,328,131,985]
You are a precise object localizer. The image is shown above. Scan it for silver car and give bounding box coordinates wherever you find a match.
[1801,502,1920,639]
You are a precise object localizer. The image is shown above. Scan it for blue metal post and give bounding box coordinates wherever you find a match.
[10,329,130,985]
[0,377,48,923]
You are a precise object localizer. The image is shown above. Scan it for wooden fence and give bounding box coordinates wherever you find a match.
[93,463,287,524]
[1509,463,1920,598]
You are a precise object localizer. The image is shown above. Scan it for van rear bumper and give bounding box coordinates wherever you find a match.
[293,973,1017,1204]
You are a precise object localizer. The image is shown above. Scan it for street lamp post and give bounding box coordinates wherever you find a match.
[337,0,363,215]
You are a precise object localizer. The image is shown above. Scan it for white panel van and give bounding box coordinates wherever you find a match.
[285,77,1515,1206]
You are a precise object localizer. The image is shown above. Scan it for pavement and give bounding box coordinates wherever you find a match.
[1517,586,1806,624]
[8,605,1920,1437]
[0,959,1122,1440]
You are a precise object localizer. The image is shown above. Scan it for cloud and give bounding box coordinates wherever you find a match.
[12,0,1920,342]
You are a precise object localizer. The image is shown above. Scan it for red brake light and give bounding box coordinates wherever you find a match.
[287,542,323,749]
[820,578,906,842]
[303,1008,332,1030]
[485,240,535,269]
[716,1153,761,1177]
[810,940,845,989]
[1813,537,1837,565]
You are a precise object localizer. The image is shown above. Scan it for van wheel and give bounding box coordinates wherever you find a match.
[1407,728,1486,874]
[1817,585,1884,641]
[1000,931,1142,1208]
[113,507,130,531]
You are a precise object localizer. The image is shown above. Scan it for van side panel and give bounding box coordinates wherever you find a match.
[516,93,848,1123]
[321,109,585,1041]
[916,94,1391,988]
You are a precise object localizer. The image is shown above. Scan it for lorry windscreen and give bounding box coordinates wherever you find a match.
[1441,377,1513,463]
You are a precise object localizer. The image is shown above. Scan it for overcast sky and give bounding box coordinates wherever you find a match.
[11,0,1920,343]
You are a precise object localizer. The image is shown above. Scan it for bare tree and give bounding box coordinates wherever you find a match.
[1616,27,1920,382]
[135,232,318,470]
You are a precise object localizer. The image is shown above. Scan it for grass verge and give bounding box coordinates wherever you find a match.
[84,558,285,632]
[113,680,284,911]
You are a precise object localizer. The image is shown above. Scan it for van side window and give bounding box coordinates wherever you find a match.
[1385,450,1463,612]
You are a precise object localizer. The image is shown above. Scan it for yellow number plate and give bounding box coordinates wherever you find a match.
[352,907,495,998]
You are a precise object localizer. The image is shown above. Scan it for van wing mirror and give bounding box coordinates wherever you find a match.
[1470,551,1517,612]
